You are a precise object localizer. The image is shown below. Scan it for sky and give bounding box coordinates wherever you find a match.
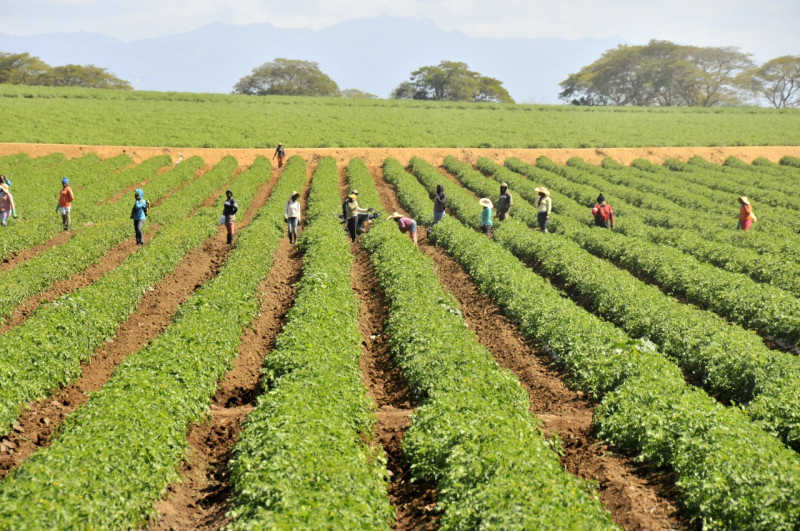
[1,0,798,63]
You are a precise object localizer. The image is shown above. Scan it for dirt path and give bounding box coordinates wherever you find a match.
[2,143,800,170]
[373,165,689,530]
[344,164,439,530]
[150,164,308,530]
[0,167,263,480]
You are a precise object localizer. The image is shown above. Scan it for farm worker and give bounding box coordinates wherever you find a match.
[496,183,513,221]
[222,189,238,245]
[273,142,286,169]
[130,189,149,245]
[535,186,552,233]
[58,177,74,231]
[432,184,447,224]
[479,197,493,237]
[738,196,756,231]
[389,212,418,245]
[284,190,301,244]
[344,191,369,242]
[175,152,184,165]
[592,194,614,229]
[0,183,15,226]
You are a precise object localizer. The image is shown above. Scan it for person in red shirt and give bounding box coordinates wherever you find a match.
[58,177,74,231]
[389,212,418,245]
[592,194,614,229]
[738,196,756,231]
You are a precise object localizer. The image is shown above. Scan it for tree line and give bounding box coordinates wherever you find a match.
[0,52,131,90]
[559,40,800,108]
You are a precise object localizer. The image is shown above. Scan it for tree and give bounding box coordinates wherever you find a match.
[233,58,340,97]
[43,64,132,89]
[747,55,800,108]
[559,41,753,107]
[0,52,50,84]
[391,61,514,103]
[341,88,378,99]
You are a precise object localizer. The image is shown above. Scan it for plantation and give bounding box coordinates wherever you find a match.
[0,91,799,529]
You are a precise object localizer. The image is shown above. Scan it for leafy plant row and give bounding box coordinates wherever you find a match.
[498,157,800,346]
[441,155,800,449]
[629,158,800,233]
[373,158,617,530]
[389,157,800,529]
[226,157,393,529]
[508,156,800,297]
[527,155,799,259]
[0,156,293,528]
[0,155,195,322]
[0,156,245,436]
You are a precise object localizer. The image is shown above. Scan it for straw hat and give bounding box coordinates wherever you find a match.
[388,211,403,220]
[0,183,8,193]
[478,198,493,208]
[534,186,550,196]
[348,194,358,200]
[738,196,750,205]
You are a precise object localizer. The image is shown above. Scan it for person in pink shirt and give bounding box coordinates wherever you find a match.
[389,212,418,245]
[0,183,15,226]
[738,196,756,231]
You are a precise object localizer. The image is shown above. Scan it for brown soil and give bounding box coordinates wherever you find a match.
[347,162,438,530]
[375,168,689,530]
[150,163,306,530]
[2,143,799,170]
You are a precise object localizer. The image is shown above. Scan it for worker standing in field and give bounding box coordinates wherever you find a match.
[284,190,301,244]
[535,186,551,233]
[0,183,15,226]
[592,194,614,229]
[58,177,74,231]
[479,197,493,237]
[344,191,369,242]
[273,142,286,169]
[130,188,149,245]
[432,184,447,224]
[496,183,513,221]
[737,196,756,231]
[222,189,238,245]
[389,212,419,245]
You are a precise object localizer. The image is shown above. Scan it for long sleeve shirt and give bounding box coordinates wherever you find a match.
[536,196,552,215]
[285,199,301,220]
[481,207,493,226]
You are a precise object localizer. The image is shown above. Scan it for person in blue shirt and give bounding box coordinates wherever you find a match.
[479,197,493,237]
[130,188,149,245]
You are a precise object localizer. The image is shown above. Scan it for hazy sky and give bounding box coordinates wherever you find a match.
[2,0,798,62]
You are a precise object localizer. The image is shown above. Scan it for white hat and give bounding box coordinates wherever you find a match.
[478,198,493,208]
[534,186,551,196]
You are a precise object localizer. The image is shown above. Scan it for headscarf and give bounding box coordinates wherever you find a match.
[135,188,144,200]
[597,194,605,203]
[62,177,69,185]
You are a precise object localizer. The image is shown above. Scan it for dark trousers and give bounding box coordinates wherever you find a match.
[538,212,549,233]
[347,216,358,241]
[133,219,145,244]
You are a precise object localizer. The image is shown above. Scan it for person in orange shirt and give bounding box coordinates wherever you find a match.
[58,177,74,231]
[737,196,756,231]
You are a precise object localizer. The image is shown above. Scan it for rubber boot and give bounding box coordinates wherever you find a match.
[227,233,233,245]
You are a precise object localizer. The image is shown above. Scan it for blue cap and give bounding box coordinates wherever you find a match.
[62,177,69,185]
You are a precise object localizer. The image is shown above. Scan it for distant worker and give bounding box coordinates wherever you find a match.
[344,190,369,242]
[432,184,447,224]
[738,196,756,231]
[176,152,184,165]
[496,182,513,221]
[592,194,614,229]
[222,189,238,244]
[479,197,493,237]
[273,142,286,169]
[58,177,74,231]
[389,212,418,245]
[0,183,16,226]
[130,188,149,245]
[535,186,551,233]
[284,190,301,244]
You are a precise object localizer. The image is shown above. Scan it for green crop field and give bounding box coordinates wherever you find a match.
[2,84,800,149]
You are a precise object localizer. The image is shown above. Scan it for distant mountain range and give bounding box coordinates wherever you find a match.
[0,17,625,103]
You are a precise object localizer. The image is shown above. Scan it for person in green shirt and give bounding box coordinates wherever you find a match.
[479,197,493,237]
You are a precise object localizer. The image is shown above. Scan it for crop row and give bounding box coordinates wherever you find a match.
[0,155,197,322]
[372,158,617,529]
[226,157,393,529]
[386,157,800,528]
[437,155,800,449]
[532,155,799,259]
[0,156,245,436]
[495,157,800,346]
[0,156,293,528]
